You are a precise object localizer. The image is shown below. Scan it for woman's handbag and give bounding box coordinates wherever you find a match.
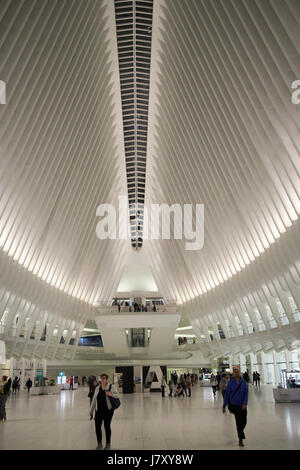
[228,381,243,413]
[108,384,121,410]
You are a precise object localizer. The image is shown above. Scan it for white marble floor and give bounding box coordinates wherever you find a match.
[0,384,299,450]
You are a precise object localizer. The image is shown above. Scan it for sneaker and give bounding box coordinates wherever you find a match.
[96,444,103,450]
[104,444,111,450]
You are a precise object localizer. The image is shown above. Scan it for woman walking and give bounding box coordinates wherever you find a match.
[222,367,248,447]
[90,374,119,450]
[210,374,218,397]
[186,374,192,397]
[219,374,228,398]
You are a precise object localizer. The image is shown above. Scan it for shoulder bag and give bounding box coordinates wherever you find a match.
[108,384,121,410]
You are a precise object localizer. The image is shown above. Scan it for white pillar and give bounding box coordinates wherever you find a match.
[228,354,233,372]
[9,358,14,379]
[249,353,255,381]
[273,351,280,385]
[43,359,47,377]
[20,358,25,389]
[260,351,266,384]
[239,353,245,373]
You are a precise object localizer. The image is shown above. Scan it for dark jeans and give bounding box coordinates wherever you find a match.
[221,390,226,398]
[95,409,114,444]
[161,386,165,397]
[168,388,173,396]
[0,394,8,420]
[230,405,247,440]
[187,387,191,397]
[212,386,217,395]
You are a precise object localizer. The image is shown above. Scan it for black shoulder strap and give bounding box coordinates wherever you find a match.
[109,384,112,392]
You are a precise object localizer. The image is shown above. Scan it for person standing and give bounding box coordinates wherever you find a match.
[252,371,257,387]
[216,372,221,390]
[90,374,119,450]
[222,367,248,447]
[0,376,11,421]
[173,372,178,386]
[26,378,33,393]
[168,380,173,397]
[243,371,250,383]
[69,376,74,390]
[210,374,218,397]
[186,374,192,397]
[12,377,19,395]
[219,374,228,398]
[256,372,260,388]
[161,375,167,397]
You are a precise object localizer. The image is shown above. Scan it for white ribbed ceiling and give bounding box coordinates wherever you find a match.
[146,0,300,305]
[0,0,299,348]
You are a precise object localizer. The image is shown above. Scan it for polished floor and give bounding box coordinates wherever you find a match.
[0,383,299,450]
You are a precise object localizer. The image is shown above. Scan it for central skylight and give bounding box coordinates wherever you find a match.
[114,0,153,249]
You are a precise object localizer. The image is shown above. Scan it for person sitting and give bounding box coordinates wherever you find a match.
[175,383,184,397]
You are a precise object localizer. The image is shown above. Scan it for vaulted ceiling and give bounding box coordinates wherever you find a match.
[0,0,299,359]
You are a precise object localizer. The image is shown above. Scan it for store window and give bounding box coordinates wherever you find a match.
[217,323,226,339]
[69,330,77,345]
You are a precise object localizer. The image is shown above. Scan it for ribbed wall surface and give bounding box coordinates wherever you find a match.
[147,0,300,302]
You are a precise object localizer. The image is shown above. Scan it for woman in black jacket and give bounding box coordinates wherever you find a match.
[90,374,119,450]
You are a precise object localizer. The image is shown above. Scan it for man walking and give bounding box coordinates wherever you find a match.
[26,378,33,393]
[222,367,248,447]
[256,372,260,388]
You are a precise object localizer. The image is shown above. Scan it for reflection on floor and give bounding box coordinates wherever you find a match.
[0,383,299,450]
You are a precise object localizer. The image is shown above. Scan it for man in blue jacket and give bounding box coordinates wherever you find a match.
[222,367,248,447]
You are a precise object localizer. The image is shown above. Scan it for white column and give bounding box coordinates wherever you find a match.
[273,351,280,385]
[9,358,14,379]
[20,358,25,388]
[239,353,245,373]
[260,351,266,384]
[249,353,255,381]
[43,359,47,377]
[285,350,291,372]
[228,354,233,372]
